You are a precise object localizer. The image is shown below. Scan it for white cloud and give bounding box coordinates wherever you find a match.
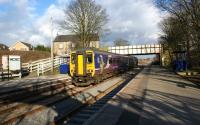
[28,1,71,46]
[31,4,66,45]
[97,0,163,45]
[0,0,37,45]
[0,0,163,47]
[0,0,11,4]
[0,0,68,46]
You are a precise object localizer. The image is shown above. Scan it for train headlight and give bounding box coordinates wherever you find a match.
[87,69,93,73]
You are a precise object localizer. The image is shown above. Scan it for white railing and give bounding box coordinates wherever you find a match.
[22,56,66,76]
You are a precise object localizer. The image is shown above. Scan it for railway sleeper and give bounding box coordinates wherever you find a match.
[0,82,71,105]
[0,86,75,115]
[0,79,70,95]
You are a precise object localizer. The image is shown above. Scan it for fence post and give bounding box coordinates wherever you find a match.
[19,72,22,79]
[59,57,62,65]
[28,63,30,72]
[53,57,55,67]
[30,63,32,72]
[37,63,40,76]
[22,56,61,75]
[42,62,44,75]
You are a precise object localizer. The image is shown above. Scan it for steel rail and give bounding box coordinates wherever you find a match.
[0,80,72,106]
[0,83,92,125]
[51,70,142,125]
[0,78,70,95]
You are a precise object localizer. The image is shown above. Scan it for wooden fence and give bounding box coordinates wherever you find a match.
[22,56,66,76]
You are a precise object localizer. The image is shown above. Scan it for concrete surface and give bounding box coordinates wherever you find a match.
[85,65,200,125]
[0,74,70,88]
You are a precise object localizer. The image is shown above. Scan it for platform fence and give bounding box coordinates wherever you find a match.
[22,56,64,76]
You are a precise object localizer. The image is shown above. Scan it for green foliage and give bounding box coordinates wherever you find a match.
[34,45,51,52]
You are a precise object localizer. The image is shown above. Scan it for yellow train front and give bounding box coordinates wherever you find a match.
[70,49,95,86]
[70,49,138,86]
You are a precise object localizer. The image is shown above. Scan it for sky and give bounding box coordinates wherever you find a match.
[0,0,164,47]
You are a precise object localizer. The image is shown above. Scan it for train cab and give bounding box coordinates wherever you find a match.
[70,49,95,86]
[70,48,138,86]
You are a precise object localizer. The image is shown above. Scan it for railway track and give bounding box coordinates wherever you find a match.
[0,68,142,125]
[53,68,142,125]
[0,78,74,125]
[0,79,71,105]
[0,78,69,95]
[0,75,109,125]
[0,83,73,115]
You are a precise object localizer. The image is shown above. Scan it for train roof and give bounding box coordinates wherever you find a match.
[72,48,137,58]
[72,48,121,55]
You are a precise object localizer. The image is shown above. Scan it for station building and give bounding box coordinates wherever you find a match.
[53,34,100,56]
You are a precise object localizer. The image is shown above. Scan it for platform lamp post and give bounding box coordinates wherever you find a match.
[51,17,54,73]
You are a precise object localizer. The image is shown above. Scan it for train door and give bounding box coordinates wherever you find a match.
[77,54,84,75]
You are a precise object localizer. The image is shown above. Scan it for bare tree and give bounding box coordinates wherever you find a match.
[61,0,108,48]
[157,0,200,48]
[113,38,130,46]
[157,0,200,68]
[159,17,186,63]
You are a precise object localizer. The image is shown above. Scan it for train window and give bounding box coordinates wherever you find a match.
[116,58,119,64]
[109,58,112,64]
[71,54,75,64]
[87,54,93,64]
[115,58,117,64]
[113,58,116,64]
[97,57,100,63]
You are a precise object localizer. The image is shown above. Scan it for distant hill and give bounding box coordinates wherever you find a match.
[0,50,50,64]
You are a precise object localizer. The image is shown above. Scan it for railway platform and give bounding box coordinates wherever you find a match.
[0,74,70,87]
[85,65,200,125]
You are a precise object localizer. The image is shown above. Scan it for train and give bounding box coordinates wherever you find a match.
[70,48,138,86]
